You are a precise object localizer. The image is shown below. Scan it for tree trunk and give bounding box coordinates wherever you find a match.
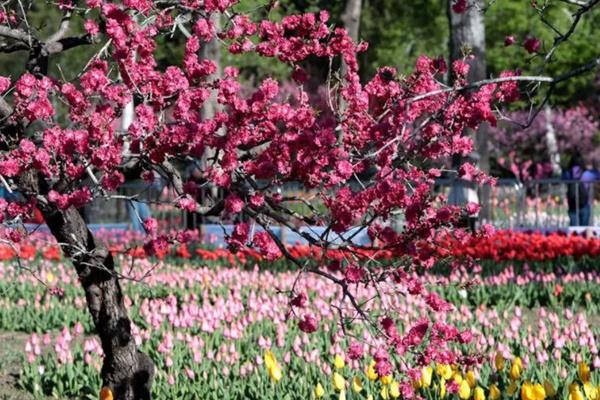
[199,14,222,221]
[339,0,363,111]
[544,105,562,176]
[447,0,491,221]
[341,0,363,43]
[19,173,154,400]
[3,46,155,399]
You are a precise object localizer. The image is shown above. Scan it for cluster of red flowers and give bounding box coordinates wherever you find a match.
[435,231,600,262]
[3,230,600,264]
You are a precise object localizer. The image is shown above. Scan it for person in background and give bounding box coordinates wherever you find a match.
[448,152,480,232]
[562,152,596,226]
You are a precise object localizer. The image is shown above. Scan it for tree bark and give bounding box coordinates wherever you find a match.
[17,173,154,400]
[5,42,156,398]
[447,0,491,221]
[339,0,363,111]
[341,0,363,43]
[544,105,562,176]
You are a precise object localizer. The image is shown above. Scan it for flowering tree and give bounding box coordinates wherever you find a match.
[0,0,599,398]
[489,106,599,180]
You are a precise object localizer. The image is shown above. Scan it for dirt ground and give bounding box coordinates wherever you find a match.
[0,332,37,400]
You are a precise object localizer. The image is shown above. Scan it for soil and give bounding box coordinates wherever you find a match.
[0,332,37,400]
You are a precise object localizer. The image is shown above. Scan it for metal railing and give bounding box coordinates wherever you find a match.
[77,178,598,231]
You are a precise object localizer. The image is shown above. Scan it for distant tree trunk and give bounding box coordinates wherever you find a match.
[447,0,491,222]
[341,0,363,43]
[340,0,363,111]
[544,105,562,176]
[193,14,222,233]
[199,14,221,121]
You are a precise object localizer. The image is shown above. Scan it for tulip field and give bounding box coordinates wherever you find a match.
[0,230,598,399]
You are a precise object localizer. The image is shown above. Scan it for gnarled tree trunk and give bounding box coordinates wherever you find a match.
[18,172,154,400]
[5,42,156,399]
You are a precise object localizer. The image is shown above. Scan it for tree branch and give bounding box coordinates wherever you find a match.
[46,10,73,44]
[45,34,94,55]
[0,24,31,43]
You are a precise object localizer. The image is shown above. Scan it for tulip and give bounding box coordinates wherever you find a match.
[338,389,346,400]
[314,382,325,398]
[569,384,585,400]
[366,360,378,381]
[268,364,282,382]
[436,363,453,380]
[351,376,363,393]
[489,384,501,400]
[380,375,392,385]
[495,352,505,371]
[421,366,433,387]
[510,357,523,381]
[334,354,345,369]
[459,380,471,399]
[381,385,389,400]
[440,379,447,398]
[264,350,276,370]
[474,387,485,400]
[466,370,476,388]
[332,372,345,391]
[389,381,401,399]
[579,362,591,383]
[583,383,598,400]
[521,382,546,400]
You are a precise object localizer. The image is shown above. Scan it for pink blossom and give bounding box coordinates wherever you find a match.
[298,314,318,333]
[523,37,541,54]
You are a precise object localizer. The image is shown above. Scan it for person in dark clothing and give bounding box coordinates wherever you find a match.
[562,152,596,226]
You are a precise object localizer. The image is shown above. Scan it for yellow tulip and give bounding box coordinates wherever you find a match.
[421,366,433,388]
[569,384,585,400]
[510,357,523,381]
[339,389,346,400]
[366,360,378,381]
[495,352,505,371]
[334,354,345,369]
[531,383,546,400]
[351,376,363,393]
[46,272,55,284]
[543,380,556,397]
[436,363,454,380]
[264,350,277,370]
[579,362,591,383]
[521,382,546,400]
[459,380,471,399]
[474,386,486,400]
[268,364,282,382]
[314,382,325,398]
[390,381,401,399]
[507,381,518,396]
[466,370,477,389]
[367,396,374,400]
[440,379,447,398]
[99,387,113,400]
[380,375,393,385]
[489,384,501,400]
[453,372,464,385]
[381,385,389,400]
[332,372,345,391]
[583,382,598,400]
